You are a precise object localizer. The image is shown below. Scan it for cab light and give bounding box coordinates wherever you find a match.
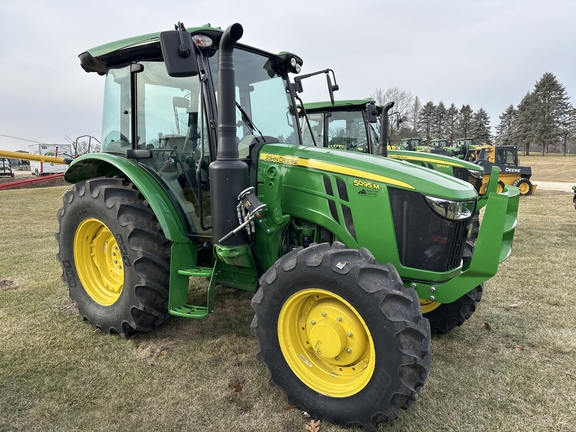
[192,34,213,47]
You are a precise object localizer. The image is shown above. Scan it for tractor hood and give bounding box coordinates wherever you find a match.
[258,144,478,201]
[387,150,483,173]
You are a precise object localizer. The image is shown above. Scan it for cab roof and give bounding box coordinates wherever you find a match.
[79,23,302,75]
[304,99,374,112]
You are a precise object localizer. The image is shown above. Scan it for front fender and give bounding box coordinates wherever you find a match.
[65,153,189,243]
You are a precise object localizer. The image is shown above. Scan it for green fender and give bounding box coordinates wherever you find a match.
[65,153,190,243]
[64,153,198,310]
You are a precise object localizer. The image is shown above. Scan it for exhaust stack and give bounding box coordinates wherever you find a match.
[378,101,395,157]
[209,24,249,246]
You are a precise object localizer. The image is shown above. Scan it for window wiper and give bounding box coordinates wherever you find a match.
[236,102,265,141]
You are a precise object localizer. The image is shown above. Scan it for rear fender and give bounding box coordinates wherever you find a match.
[65,153,189,243]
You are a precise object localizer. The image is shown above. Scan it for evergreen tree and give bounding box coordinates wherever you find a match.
[514,92,537,155]
[471,108,491,144]
[445,104,459,145]
[532,72,572,155]
[557,106,576,155]
[418,101,436,144]
[434,101,447,139]
[457,105,474,138]
[495,105,517,145]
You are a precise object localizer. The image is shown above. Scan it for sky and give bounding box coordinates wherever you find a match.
[1,0,575,152]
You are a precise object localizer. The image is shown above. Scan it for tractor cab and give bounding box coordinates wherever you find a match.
[70,24,303,241]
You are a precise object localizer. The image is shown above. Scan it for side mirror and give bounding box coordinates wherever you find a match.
[160,22,199,77]
[326,73,339,105]
[366,102,378,123]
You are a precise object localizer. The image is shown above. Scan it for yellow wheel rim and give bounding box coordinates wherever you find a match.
[518,182,530,195]
[278,288,375,397]
[74,218,124,306]
[419,298,441,313]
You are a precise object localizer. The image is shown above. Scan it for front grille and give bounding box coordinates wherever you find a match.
[389,188,469,272]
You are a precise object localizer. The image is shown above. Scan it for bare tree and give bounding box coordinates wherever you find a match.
[371,87,415,124]
[73,135,101,156]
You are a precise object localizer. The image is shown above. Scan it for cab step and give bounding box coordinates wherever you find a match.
[170,304,209,319]
[177,266,214,277]
[169,265,218,319]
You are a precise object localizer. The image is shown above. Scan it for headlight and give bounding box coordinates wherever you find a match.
[425,196,475,220]
[287,56,302,74]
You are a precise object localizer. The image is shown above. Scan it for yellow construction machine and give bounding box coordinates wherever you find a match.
[465,144,536,196]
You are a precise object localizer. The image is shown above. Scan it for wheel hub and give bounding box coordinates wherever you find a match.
[309,318,347,359]
[74,218,124,306]
[278,289,375,397]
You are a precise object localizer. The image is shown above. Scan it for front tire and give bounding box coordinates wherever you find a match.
[251,242,431,429]
[512,178,533,196]
[55,177,172,337]
[420,241,483,334]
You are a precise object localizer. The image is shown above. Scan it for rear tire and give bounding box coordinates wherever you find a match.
[55,177,172,337]
[420,241,483,334]
[251,242,431,429]
[512,178,533,196]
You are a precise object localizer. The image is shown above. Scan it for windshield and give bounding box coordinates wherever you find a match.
[209,48,299,151]
[302,109,375,152]
[302,112,323,146]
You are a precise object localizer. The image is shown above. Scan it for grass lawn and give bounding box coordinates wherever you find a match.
[1,158,575,431]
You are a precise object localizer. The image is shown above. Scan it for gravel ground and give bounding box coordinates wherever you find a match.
[532,181,574,192]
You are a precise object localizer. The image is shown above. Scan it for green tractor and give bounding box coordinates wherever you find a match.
[447,137,479,159]
[400,137,447,155]
[300,99,485,196]
[299,97,516,276]
[54,23,519,429]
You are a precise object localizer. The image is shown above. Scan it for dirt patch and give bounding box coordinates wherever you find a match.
[0,174,69,189]
[0,279,20,291]
[57,300,79,316]
[135,337,184,364]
